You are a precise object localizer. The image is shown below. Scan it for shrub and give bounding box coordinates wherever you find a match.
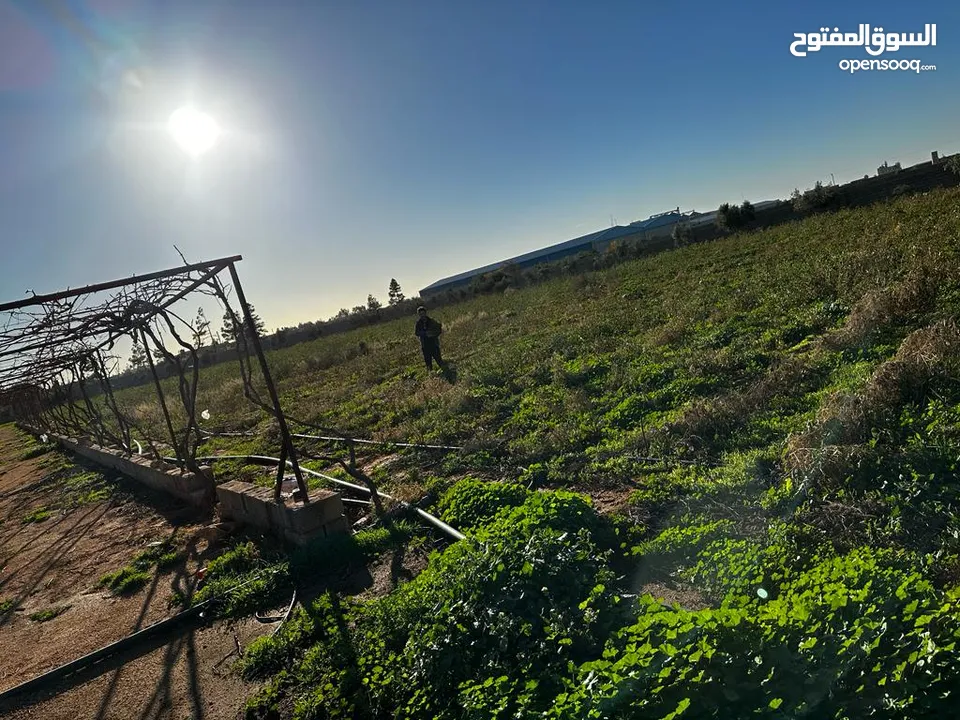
[434,477,530,530]
[235,488,622,719]
[791,181,845,212]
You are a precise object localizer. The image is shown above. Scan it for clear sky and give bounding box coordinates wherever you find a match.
[1,0,957,331]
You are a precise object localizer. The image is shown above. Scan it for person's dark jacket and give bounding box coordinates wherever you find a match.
[415,316,442,344]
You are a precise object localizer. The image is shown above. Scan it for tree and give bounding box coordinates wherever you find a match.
[192,307,212,348]
[366,294,382,312]
[128,342,148,371]
[388,278,405,305]
[791,181,842,213]
[221,309,239,344]
[221,303,266,344]
[671,222,691,247]
[945,154,960,176]
[715,200,755,232]
[715,203,738,232]
[333,308,350,320]
[246,304,266,337]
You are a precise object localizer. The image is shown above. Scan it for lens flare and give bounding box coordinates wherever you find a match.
[168,106,220,157]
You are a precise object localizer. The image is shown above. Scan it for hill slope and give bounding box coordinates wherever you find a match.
[113,187,960,718]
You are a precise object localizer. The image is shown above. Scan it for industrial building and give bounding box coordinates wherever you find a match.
[419,202,776,297]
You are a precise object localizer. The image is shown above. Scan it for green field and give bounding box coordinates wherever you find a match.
[109,187,960,718]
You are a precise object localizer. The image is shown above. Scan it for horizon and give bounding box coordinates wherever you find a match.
[1,0,957,332]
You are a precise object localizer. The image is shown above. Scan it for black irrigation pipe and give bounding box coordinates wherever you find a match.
[0,600,213,709]
[626,454,722,468]
[343,497,372,506]
[291,432,464,452]
[0,563,288,711]
[255,588,298,627]
[179,454,466,542]
[196,427,465,452]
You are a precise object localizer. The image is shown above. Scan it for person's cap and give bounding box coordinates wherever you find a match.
[417,306,426,312]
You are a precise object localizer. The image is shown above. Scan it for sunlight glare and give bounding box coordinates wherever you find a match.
[168,106,220,157]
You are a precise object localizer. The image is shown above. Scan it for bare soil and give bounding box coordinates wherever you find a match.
[351,542,432,602]
[632,581,709,611]
[0,425,270,719]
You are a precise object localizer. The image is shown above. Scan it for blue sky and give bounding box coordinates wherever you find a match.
[0,0,957,331]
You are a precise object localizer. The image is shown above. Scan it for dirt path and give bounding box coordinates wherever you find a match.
[0,425,268,719]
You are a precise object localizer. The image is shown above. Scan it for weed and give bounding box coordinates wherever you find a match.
[129,541,181,572]
[22,507,51,524]
[97,567,151,595]
[29,605,70,622]
[96,539,181,596]
[17,443,56,461]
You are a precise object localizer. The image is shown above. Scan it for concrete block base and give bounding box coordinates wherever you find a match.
[217,480,348,545]
[53,435,215,508]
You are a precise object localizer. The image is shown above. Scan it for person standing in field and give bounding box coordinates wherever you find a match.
[415,305,445,372]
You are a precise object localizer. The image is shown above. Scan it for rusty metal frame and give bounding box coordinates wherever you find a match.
[0,255,307,501]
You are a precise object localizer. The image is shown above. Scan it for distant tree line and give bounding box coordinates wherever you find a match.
[715,200,755,232]
[790,181,847,213]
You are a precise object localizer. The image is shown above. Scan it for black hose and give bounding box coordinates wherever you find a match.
[0,600,213,709]
[195,427,464,452]
[291,432,463,451]
[0,559,296,710]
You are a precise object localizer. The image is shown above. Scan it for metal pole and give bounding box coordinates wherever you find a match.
[94,349,131,451]
[226,263,308,501]
[141,327,183,467]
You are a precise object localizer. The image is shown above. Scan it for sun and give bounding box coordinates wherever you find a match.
[168,106,220,157]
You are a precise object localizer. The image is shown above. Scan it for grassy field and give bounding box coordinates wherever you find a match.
[99,187,960,717]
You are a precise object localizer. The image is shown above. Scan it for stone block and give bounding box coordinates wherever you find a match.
[211,480,348,545]
[216,481,247,520]
[237,491,271,531]
[49,433,213,507]
[323,515,350,536]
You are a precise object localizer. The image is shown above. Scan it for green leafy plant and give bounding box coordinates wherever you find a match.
[434,477,530,530]
[97,539,181,596]
[22,507,51,524]
[97,566,151,595]
[29,605,70,623]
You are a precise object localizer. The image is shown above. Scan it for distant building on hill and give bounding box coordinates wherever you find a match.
[878,161,902,176]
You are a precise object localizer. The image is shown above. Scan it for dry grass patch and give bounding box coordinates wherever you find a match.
[820,271,939,351]
[657,354,820,454]
[787,318,960,479]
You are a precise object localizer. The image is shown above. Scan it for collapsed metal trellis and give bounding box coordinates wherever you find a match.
[0,255,308,501]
